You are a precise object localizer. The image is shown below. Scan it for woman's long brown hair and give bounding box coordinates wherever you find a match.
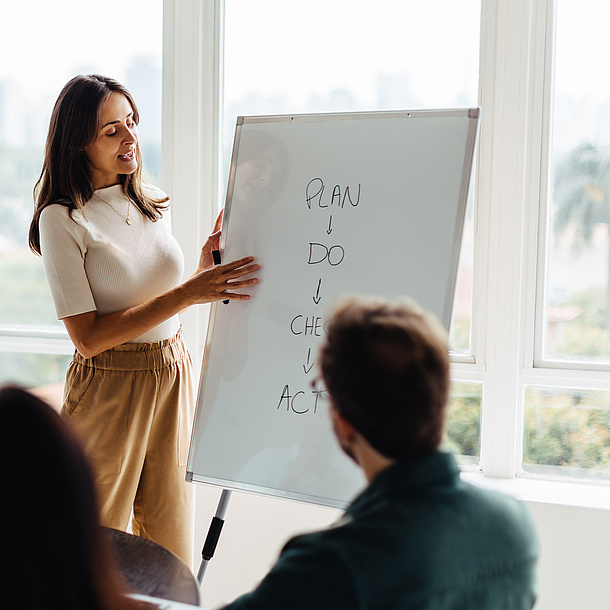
[29,74,168,255]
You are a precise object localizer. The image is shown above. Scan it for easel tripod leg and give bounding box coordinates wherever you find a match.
[197,489,232,585]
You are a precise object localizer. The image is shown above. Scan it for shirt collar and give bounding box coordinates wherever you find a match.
[345,451,461,515]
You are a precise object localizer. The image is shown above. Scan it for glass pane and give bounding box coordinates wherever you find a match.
[0,352,71,411]
[223,0,481,355]
[543,1,610,362]
[524,386,610,480]
[443,381,482,467]
[0,250,57,326]
[0,0,162,328]
[451,187,476,355]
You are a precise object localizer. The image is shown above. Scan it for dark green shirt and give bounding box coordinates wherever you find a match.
[222,452,538,610]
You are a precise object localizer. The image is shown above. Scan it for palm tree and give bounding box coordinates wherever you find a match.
[553,142,610,333]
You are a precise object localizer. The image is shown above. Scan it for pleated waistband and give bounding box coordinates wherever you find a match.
[71,327,189,371]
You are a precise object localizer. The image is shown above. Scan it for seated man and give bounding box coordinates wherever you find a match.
[221,295,538,610]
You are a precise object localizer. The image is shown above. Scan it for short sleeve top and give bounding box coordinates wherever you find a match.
[39,184,184,344]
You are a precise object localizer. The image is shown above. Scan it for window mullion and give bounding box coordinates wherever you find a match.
[162,0,223,368]
[477,0,546,478]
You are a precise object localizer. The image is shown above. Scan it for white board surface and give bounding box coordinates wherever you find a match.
[187,109,479,508]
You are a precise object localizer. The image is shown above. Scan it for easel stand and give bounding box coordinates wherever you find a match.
[197,489,232,585]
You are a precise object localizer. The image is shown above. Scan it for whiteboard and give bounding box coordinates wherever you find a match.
[187,109,479,508]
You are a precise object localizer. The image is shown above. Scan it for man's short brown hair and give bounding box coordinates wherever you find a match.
[319,295,450,460]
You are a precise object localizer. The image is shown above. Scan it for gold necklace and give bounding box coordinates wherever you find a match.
[94,192,132,225]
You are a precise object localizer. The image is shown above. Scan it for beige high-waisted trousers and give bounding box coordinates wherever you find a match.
[61,328,195,565]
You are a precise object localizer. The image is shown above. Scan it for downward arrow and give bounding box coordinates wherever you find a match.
[303,348,314,374]
[313,278,322,305]
[327,215,333,234]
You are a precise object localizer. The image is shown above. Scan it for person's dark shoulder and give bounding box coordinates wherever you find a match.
[455,479,539,554]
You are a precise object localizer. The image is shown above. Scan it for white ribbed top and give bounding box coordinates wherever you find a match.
[39,184,184,344]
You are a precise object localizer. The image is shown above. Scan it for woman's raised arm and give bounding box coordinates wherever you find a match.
[63,256,259,358]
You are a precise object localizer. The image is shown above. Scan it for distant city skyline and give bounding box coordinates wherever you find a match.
[3,0,610,316]
[0,0,162,99]
[0,56,162,151]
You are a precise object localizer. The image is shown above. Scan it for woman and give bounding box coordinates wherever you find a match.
[28,74,259,564]
[0,384,140,610]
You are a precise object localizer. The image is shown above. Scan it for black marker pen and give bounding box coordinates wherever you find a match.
[212,250,230,304]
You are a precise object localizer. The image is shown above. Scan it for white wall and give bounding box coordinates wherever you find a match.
[191,484,610,610]
[525,501,610,610]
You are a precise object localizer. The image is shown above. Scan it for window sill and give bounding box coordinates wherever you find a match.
[0,326,73,355]
[460,470,610,511]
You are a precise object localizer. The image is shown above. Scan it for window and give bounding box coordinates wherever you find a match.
[4,0,609,487]
[524,0,610,478]
[540,1,610,366]
[214,0,610,481]
[524,386,610,479]
[0,0,163,404]
[222,0,483,466]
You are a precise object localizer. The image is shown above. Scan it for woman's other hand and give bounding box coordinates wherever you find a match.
[186,256,260,305]
[197,209,223,273]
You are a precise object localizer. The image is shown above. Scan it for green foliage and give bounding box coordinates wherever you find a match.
[565,286,607,329]
[524,388,610,474]
[0,143,42,200]
[552,142,610,345]
[449,317,470,354]
[554,325,610,359]
[0,251,59,326]
[443,382,481,459]
[549,286,610,360]
[0,352,70,388]
[553,142,610,247]
[0,144,42,248]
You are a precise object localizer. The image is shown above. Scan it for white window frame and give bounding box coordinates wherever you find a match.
[466,0,610,506]
[468,0,550,479]
[531,0,610,376]
[4,0,605,509]
[164,0,610,508]
[0,326,73,356]
[161,0,225,367]
[0,1,213,369]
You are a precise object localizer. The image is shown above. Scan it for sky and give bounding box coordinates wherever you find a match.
[554,1,610,103]
[1,0,480,107]
[224,0,481,108]
[2,0,610,135]
[2,0,610,103]
[0,0,163,98]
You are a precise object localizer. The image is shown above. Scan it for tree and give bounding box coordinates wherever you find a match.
[553,142,610,331]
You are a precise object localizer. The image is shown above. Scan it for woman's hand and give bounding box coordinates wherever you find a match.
[185,255,260,305]
[62,254,260,358]
[197,210,224,273]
